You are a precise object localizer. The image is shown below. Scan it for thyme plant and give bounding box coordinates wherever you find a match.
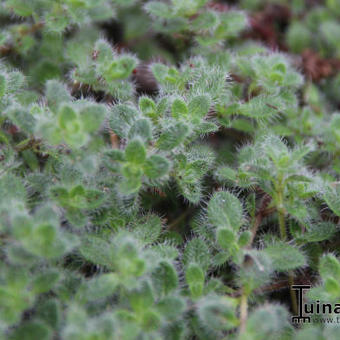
[1,0,340,339]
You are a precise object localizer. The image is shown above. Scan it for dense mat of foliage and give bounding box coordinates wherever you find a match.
[1,0,340,339]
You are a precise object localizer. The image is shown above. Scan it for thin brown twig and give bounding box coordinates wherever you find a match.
[167,209,193,231]
[109,129,119,149]
[248,194,273,246]
[231,274,313,298]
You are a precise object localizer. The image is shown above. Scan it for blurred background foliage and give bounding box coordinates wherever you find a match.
[1,0,340,339]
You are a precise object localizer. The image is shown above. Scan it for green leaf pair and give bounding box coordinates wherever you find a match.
[107,138,170,195]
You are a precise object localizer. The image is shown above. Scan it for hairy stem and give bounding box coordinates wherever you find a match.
[288,271,298,315]
[278,207,287,240]
[239,290,248,335]
[277,179,298,315]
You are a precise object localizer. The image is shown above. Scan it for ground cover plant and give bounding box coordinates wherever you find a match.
[1,0,340,339]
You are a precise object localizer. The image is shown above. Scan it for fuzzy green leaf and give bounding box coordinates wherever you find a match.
[0,74,6,99]
[183,238,210,271]
[324,185,340,217]
[152,261,178,296]
[32,270,60,294]
[172,99,188,119]
[128,119,152,142]
[207,191,243,231]
[157,123,189,150]
[242,304,289,340]
[185,263,205,298]
[144,155,170,179]
[188,95,210,121]
[125,139,147,165]
[45,80,71,111]
[80,104,106,133]
[319,254,340,282]
[133,215,162,245]
[263,242,306,272]
[216,228,236,250]
[139,97,156,118]
[10,321,51,340]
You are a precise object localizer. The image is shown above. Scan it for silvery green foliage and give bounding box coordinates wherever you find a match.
[0,0,340,339]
